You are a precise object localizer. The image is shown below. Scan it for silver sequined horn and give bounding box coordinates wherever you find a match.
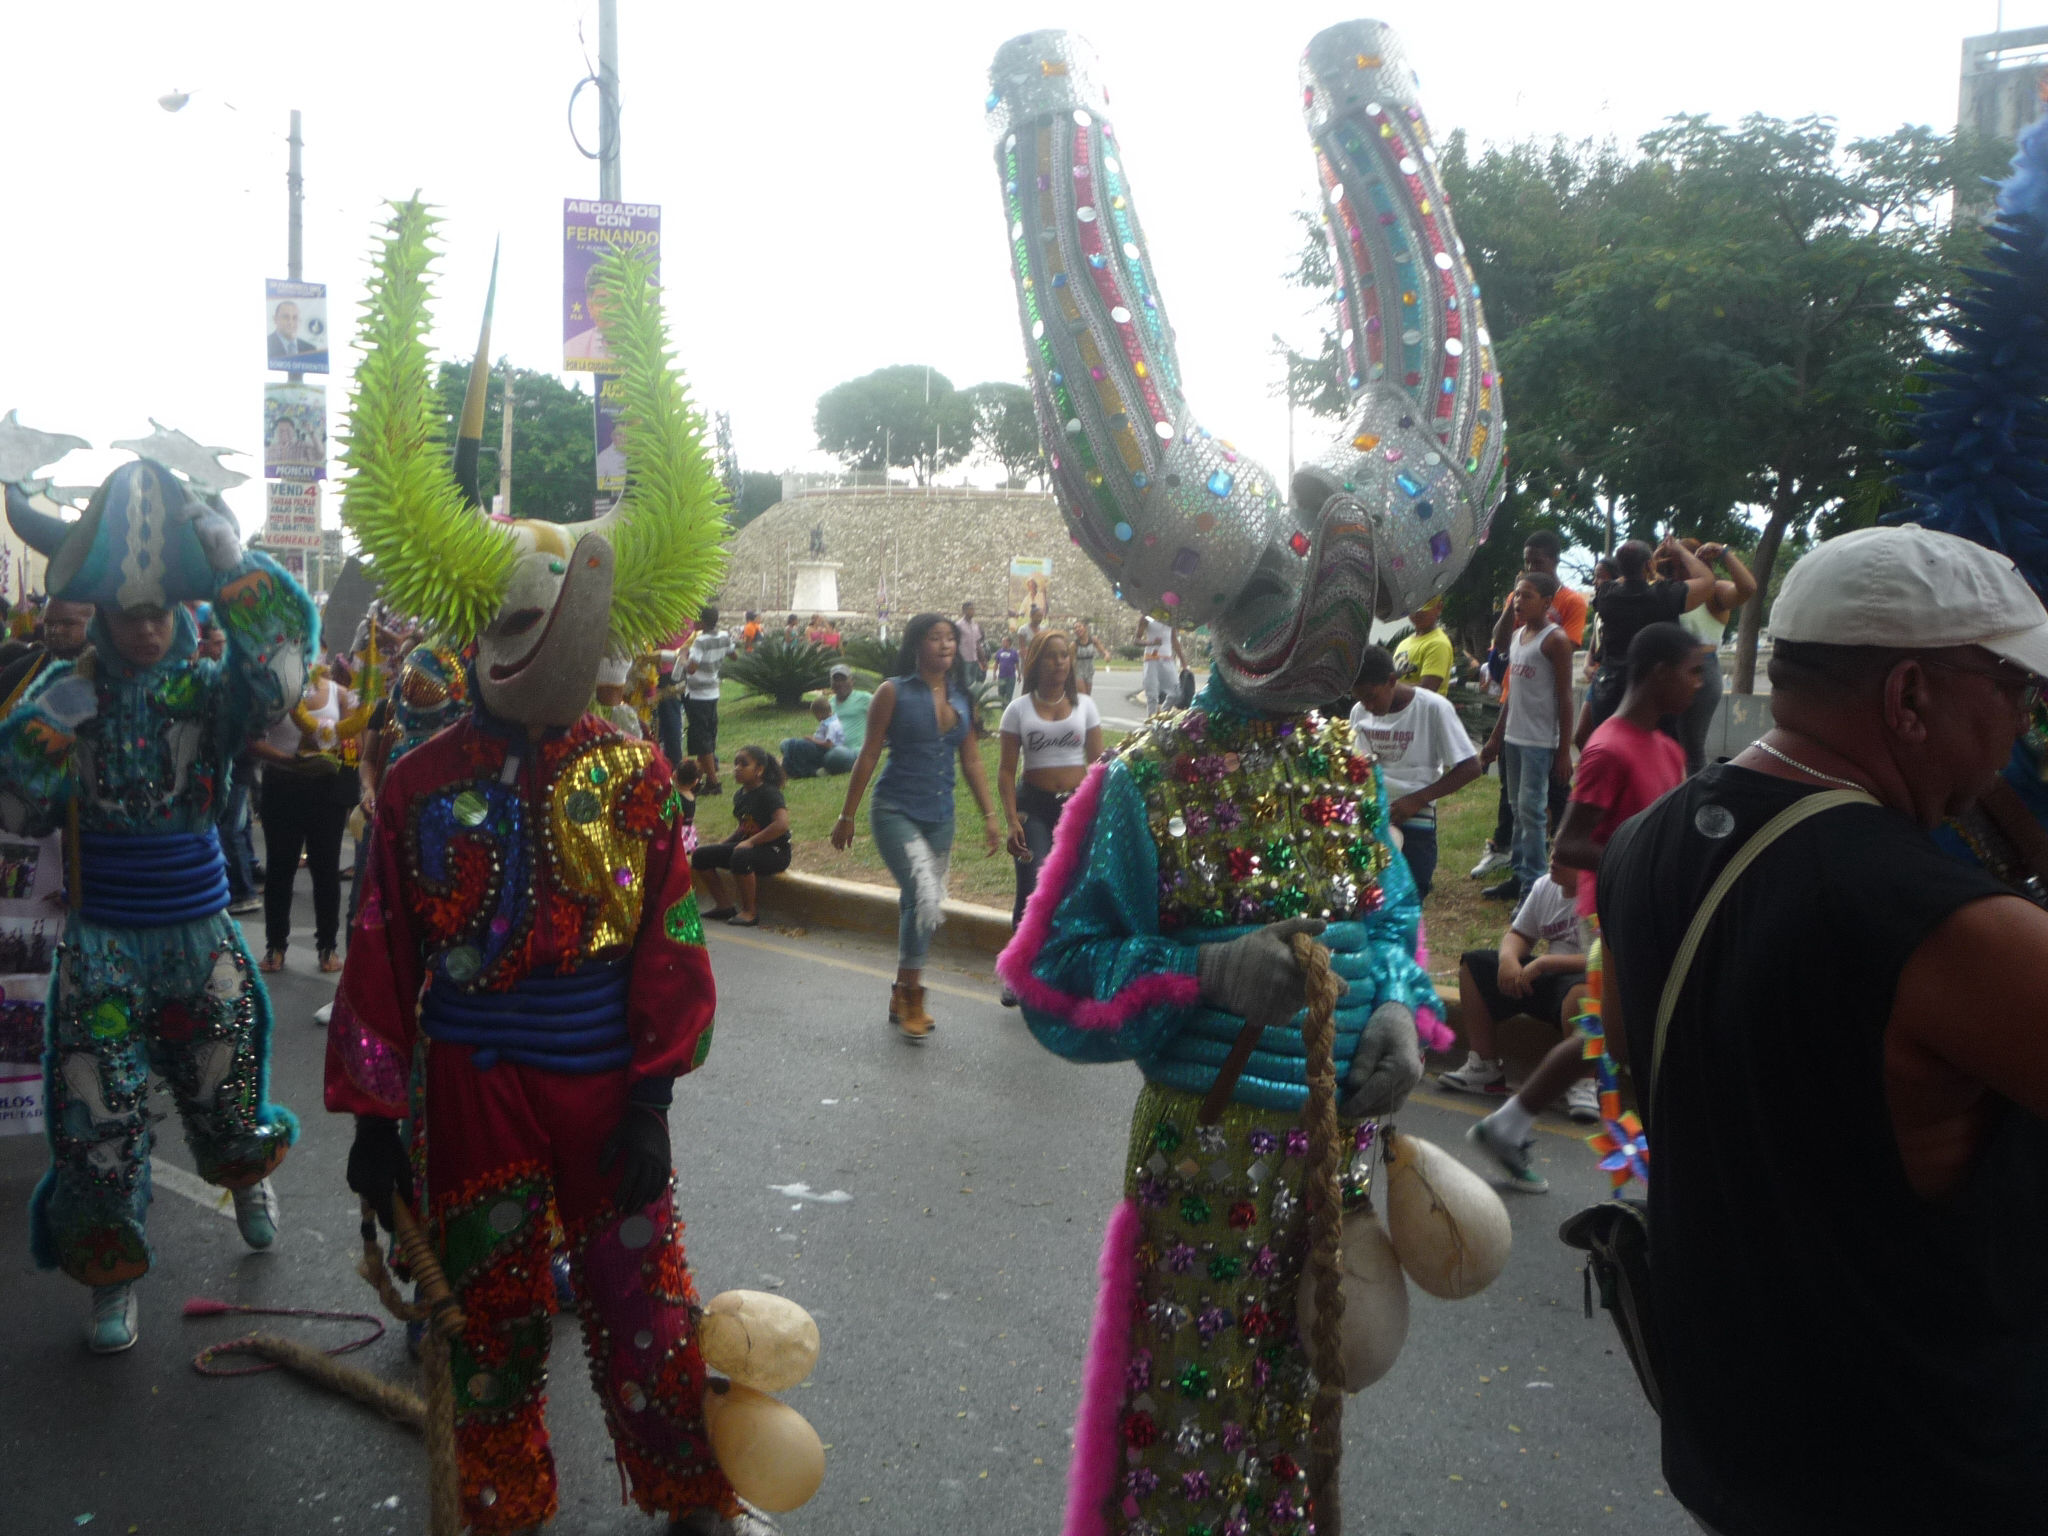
[986,23,1504,711]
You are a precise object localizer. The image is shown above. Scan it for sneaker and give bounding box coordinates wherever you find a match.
[1467,1116,1549,1194]
[1437,1051,1508,1096]
[1481,876,1522,902]
[228,895,262,916]
[232,1179,280,1250]
[313,1002,333,1027]
[999,987,1018,1008]
[86,1282,139,1354]
[1469,843,1511,879]
[1564,1078,1601,1124]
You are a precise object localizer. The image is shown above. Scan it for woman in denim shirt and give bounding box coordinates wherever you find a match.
[833,612,1000,1041]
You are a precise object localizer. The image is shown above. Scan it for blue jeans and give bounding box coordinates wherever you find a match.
[219,769,259,901]
[1500,743,1555,893]
[1397,821,1439,901]
[656,695,685,769]
[869,800,955,969]
[780,737,857,779]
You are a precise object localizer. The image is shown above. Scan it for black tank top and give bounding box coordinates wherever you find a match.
[1601,764,2048,1535]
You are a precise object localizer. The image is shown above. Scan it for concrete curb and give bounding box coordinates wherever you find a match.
[754,870,1013,959]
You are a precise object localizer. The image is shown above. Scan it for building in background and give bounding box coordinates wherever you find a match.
[1963,27,2048,145]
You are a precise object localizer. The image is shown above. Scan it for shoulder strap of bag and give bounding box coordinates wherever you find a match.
[1648,788,1877,1121]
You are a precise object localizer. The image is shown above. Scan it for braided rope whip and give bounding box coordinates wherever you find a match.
[1294,932,1348,1534]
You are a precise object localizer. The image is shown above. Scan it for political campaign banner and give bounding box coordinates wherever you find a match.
[0,832,63,1137]
[263,382,327,482]
[263,481,323,551]
[594,374,627,498]
[563,199,660,372]
[1009,555,1052,625]
[265,278,329,373]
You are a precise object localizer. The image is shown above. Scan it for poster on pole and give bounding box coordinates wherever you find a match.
[1009,555,1052,625]
[263,383,327,481]
[594,374,627,499]
[264,481,323,551]
[265,278,328,372]
[563,200,661,372]
[0,831,64,1137]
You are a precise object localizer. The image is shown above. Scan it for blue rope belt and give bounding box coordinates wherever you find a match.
[419,961,633,1073]
[77,828,232,927]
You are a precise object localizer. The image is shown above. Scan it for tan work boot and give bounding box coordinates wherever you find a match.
[890,983,934,1044]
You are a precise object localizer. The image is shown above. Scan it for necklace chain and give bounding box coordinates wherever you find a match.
[1752,738,1870,793]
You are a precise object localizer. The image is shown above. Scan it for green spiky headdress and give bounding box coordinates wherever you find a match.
[340,198,728,651]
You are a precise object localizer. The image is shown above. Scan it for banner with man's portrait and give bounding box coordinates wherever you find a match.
[265,278,329,373]
[263,383,327,482]
[563,200,661,372]
[1009,555,1052,626]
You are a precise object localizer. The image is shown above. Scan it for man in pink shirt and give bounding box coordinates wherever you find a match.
[1467,622,1703,1191]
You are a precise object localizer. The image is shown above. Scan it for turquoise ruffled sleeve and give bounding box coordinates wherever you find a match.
[1017,761,1204,1064]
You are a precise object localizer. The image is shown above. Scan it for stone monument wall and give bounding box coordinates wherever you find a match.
[717,488,1134,641]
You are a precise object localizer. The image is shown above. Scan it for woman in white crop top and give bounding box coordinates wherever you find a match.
[997,632,1103,998]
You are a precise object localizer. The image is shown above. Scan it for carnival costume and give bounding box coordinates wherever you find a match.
[1888,109,2048,899]
[323,203,741,1533]
[0,464,316,1349]
[989,25,1503,1535]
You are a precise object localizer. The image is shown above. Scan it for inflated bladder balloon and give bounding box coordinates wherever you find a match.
[697,1289,821,1392]
[1295,1211,1409,1391]
[1382,1129,1512,1299]
[703,1382,826,1513]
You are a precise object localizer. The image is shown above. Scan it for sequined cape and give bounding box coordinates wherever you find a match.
[0,551,315,840]
[1003,678,1438,1111]
[325,710,713,1117]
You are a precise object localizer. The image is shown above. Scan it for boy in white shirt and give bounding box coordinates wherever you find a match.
[1348,642,1481,899]
[1439,854,1595,1120]
[781,694,850,779]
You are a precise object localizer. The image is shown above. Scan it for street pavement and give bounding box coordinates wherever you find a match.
[0,885,1693,1536]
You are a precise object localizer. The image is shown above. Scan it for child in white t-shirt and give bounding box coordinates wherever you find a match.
[1440,856,1594,1118]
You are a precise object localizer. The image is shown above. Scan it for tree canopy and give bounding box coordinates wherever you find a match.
[1287,113,2004,686]
[967,380,1046,488]
[433,360,598,524]
[814,365,975,485]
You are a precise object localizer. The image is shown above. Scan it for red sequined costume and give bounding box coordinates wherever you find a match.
[325,707,732,1532]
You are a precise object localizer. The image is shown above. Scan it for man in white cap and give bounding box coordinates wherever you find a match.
[1597,524,2048,1535]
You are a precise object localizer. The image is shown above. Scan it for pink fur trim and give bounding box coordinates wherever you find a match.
[1416,1003,1452,1053]
[1063,1199,1141,1536]
[998,762,1204,1030]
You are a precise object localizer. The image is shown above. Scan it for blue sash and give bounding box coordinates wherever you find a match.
[419,961,632,1073]
[77,828,232,927]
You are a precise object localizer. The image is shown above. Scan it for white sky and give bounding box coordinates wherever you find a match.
[0,0,2031,538]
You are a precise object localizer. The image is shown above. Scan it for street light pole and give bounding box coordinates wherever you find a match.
[597,0,621,202]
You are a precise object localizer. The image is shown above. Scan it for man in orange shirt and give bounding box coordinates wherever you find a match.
[1473,529,1585,888]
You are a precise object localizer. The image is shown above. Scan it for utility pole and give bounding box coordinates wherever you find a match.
[287,110,303,288]
[497,367,516,516]
[597,0,621,202]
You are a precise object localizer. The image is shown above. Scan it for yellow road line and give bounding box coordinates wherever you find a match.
[710,932,1595,1138]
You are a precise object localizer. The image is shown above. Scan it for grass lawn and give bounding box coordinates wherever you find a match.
[716,686,1507,978]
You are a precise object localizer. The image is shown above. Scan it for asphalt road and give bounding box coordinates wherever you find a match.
[0,886,1693,1536]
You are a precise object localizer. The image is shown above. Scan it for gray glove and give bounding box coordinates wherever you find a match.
[185,496,244,573]
[1196,917,1348,1023]
[1340,1001,1423,1119]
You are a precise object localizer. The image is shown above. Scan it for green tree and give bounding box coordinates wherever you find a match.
[1287,117,2002,688]
[966,380,1046,487]
[729,470,783,530]
[814,365,974,485]
[433,361,598,524]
